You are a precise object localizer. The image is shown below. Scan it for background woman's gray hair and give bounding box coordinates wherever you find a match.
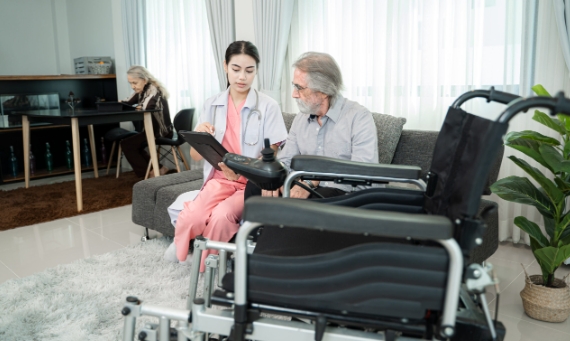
[127,65,170,99]
[292,52,344,104]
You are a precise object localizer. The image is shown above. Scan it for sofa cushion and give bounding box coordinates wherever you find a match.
[153,178,204,237]
[282,112,406,165]
[132,169,203,227]
[371,113,406,164]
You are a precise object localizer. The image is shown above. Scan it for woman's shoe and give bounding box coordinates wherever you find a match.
[164,242,179,263]
[179,254,193,266]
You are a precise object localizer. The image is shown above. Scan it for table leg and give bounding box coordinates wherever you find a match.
[144,112,160,177]
[88,125,98,178]
[71,118,83,212]
[22,115,30,188]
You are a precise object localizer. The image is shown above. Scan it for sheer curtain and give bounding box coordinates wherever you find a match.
[492,0,570,244]
[253,0,295,105]
[121,0,147,68]
[144,0,220,169]
[205,0,236,91]
[145,0,219,119]
[281,0,522,130]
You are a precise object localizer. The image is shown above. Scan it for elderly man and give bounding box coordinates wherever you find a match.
[244,51,378,200]
[245,52,379,256]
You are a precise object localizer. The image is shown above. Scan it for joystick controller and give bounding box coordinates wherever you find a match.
[223,138,287,190]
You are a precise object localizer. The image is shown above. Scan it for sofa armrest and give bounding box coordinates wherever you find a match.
[152,180,204,237]
[132,169,203,229]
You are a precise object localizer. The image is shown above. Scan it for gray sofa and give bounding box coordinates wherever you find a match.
[132,112,502,263]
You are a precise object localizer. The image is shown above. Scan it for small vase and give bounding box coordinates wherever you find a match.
[520,274,570,323]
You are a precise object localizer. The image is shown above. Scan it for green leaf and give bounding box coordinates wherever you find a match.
[504,131,561,146]
[557,114,570,133]
[490,176,554,218]
[530,237,542,253]
[544,216,556,240]
[533,110,567,135]
[564,140,570,159]
[554,177,570,193]
[555,213,570,242]
[507,155,564,204]
[532,84,552,97]
[504,131,560,171]
[514,216,549,247]
[534,245,570,276]
[539,144,570,174]
[561,232,570,246]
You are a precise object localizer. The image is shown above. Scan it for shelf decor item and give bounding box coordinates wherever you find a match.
[74,56,112,75]
[0,93,59,116]
[65,140,73,170]
[45,143,53,172]
[490,85,570,322]
[9,145,17,177]
[100,137,107,165]
[83,138,90,167]
[29,144,35,175]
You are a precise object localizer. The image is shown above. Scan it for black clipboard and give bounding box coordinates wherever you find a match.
[179,131,228,171]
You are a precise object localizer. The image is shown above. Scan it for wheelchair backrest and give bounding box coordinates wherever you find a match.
[424,107,508,221]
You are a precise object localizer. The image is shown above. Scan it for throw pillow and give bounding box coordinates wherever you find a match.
[371,113,407,164]
[281,112,296,132]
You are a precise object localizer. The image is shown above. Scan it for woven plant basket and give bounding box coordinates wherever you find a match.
[519,267,570,323]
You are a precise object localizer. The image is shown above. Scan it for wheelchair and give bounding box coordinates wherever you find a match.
[121,89,570,341]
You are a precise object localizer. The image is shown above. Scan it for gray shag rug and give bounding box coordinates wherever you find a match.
[0,237,200,341]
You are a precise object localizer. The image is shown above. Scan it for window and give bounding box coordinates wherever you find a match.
[282,0,523,129]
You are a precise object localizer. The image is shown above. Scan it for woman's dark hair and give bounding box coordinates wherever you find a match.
[225,41,260,87]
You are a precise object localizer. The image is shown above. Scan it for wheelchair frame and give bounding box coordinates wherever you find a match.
[122,90,570,341]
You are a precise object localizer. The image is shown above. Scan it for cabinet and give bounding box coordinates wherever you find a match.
[0,75,120,184]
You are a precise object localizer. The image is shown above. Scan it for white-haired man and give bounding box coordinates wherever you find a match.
[244,51,378,200]
[244,52,380,256]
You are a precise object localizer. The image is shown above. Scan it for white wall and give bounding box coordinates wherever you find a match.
[66,0,115,70]
[0,0,116,76]
[0,0,60,75]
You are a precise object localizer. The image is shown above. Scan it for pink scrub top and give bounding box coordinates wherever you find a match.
[212,94,247,184]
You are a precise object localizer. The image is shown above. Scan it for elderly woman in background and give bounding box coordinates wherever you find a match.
[121,65,173,178]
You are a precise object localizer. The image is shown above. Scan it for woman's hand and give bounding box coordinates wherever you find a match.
[218,162,241,181]
[195,122,215,135]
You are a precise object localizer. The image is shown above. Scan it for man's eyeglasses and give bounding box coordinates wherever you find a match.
[292,83,309,92]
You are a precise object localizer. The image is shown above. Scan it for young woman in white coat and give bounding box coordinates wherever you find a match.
[164,41,288,271]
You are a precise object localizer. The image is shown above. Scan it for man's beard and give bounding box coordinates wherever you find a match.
[296,97,321,115]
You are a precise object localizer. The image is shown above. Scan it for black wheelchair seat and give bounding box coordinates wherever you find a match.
[219,242,448,321]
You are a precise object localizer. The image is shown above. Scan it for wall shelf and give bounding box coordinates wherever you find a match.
[0,74,116,81]
[2,163,114,183]
[0,75,119,184]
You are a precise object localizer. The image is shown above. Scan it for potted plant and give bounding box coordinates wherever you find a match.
[490,84,570,322]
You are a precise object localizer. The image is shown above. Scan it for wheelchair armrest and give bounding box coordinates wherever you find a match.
[243,197,453,240]
[290,155,422,180]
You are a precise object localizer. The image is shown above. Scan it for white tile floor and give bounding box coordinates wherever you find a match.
[1,174,570,340]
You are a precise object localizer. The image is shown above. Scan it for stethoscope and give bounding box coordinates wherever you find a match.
[212,89,262,146]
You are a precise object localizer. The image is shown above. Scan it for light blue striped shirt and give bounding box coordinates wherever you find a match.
[278,95,378,192]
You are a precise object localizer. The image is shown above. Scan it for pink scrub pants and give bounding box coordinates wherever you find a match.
[174,178,245,272]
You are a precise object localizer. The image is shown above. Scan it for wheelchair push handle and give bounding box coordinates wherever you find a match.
[498,91,570,123]
[488,86,520,105]
[451,86,520,108]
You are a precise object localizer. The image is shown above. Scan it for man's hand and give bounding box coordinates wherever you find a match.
[289,184,311,199]
[218,162,241,181]
[195,122,215,135]
[262,186,282,197]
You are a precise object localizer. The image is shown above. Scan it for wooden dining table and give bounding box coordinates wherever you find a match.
[8,107,162,212]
